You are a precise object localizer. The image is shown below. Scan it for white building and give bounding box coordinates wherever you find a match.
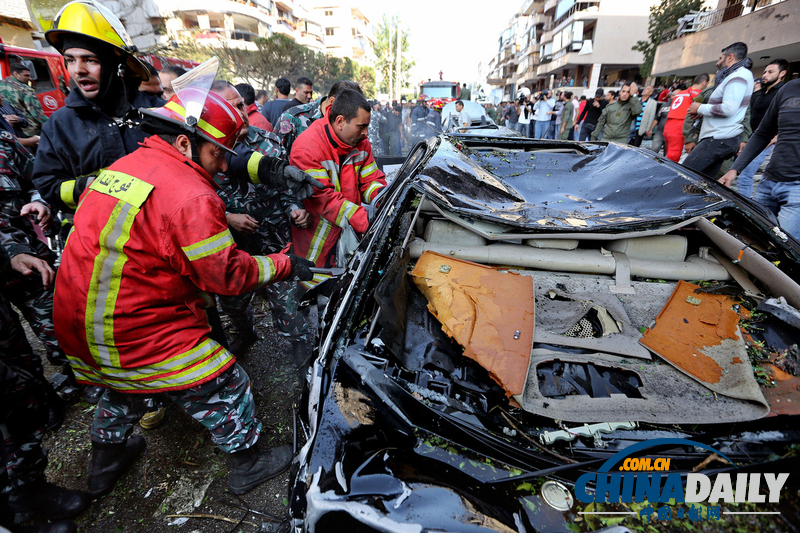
[306,0,376,66]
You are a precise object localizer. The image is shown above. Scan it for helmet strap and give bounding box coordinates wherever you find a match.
[189,136,202,166]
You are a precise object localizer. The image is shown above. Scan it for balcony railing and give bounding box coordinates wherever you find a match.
[660,0,788,43]
[278,17,296,30]
[552,0,599,29]
[178,28,260,42]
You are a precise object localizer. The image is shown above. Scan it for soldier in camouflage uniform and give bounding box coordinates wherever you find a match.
[0,246,89,530]
[0,64,49,137]
[368,101,386,153]
[212,83,310,357]
[276,98,322,158]
[276,80,363,158]
[0,129,65,370]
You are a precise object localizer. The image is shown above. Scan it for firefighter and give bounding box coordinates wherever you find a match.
[425,99,443,135]
[289,89,386,288]
[52,86,317,498]
[31,0,153,214]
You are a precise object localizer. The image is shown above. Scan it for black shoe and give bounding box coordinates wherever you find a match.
[46,387,66,433]
[14,520,77,533]
[8,481,89,521]
[227,444,292,495]
[82,385,105,405]
[228,328,259,357]
[87,435,146,498]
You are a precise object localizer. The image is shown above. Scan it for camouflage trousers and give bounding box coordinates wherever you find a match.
[218,280,308,343]
[91,363,261,453]
[0,295,48,494]
[2,274,65,366]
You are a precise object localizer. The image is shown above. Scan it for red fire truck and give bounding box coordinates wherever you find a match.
[419,80,461,104]
[0,38,69,116]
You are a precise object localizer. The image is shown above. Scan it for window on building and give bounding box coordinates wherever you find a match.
[352,28,356,36]
[326,27,335,36]
[324,10,333,16]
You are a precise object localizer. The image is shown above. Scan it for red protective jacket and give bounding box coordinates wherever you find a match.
[54,136,291,393]
[248,103,273,132]
[289,114,385,287]
[663,87,702,162]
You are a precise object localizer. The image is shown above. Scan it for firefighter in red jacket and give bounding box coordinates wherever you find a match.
[54,86,317,498]
[290,89,386,287]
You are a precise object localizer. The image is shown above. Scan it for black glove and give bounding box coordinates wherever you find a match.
[259,158,324,200]
[226,144,256,196]
[288,254,315,281]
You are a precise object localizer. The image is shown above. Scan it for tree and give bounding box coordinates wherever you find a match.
[374,14,415,95]
[356,66,376,99]
[173,34,376,98]
[632,0,706,79]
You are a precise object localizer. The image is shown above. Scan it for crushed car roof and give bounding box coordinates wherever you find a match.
[414,140,729,231]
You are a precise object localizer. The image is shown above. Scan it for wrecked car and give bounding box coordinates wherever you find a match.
[288,136,800,532]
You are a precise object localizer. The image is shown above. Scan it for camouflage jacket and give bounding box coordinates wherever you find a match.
[0,130,53,262]
[0,77,48,137]
[368,110,386,148]
[276,100,323,158]
[214,126,297,255]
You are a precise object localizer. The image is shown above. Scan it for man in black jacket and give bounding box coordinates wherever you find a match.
[719,79,800,239]
[31,1,152,213]
[726,59,787,198]
[574,88,607,141]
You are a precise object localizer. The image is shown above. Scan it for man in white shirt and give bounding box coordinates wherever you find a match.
[533,90,555,139]
[456,100,471,132]
[682,42,754,178]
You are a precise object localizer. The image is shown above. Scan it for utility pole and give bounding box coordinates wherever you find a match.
[395,18,401,102]
[388,21,394,101]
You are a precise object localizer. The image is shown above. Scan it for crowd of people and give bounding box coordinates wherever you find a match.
[0,2,387,532]
[482,41,797,238]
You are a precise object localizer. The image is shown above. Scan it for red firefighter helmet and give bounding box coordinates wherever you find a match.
[139,87,244,154]
[430,99,444,110]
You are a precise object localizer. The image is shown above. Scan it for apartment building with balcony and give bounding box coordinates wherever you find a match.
[485,10,534,101]
[95,0,323,54]
[307,0,376,66]
[484,0,656,101]
[652,0,800,80]
[535,0,659,94]
[295,4,325,52]
[0,0,42,48]
[162,0,281,51]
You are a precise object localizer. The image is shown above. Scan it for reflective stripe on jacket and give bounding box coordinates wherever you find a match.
[55,136,291,393]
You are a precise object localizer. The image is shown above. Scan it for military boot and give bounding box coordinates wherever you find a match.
[8,480,89,522]
[228,327,259,357]
[227,444,292,495]
[87,435,146,498]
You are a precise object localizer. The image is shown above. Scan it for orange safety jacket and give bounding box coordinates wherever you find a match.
[54,136,291,393]
[289,113,385,288]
